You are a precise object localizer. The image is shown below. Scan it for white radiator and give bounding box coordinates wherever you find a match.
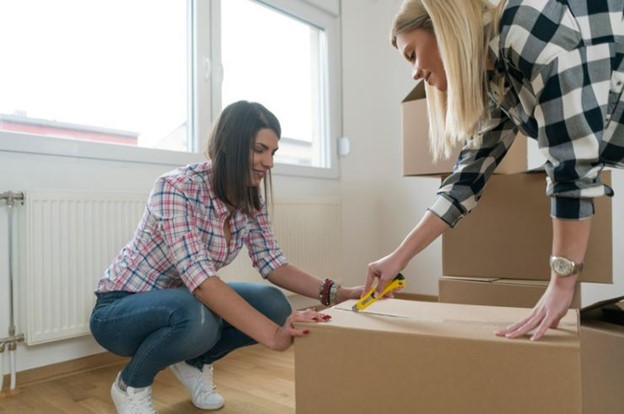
[21,191,342,345]
[23,191,148,345]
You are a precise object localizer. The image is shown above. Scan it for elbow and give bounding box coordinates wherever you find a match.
[193,275,223,299]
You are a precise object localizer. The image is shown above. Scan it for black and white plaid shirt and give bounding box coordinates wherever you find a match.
[430,0,624,226]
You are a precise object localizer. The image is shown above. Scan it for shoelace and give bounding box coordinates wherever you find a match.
[178,366,217,395]
[130,387,156,412]
[189,366,217,394]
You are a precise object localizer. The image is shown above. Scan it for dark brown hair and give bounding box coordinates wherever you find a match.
[206,101,281,215]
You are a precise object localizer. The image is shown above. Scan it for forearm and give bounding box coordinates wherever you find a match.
[267,264,321,300]
[393,211,449,267]
[193,276,279,348]
[267,263,361,305]
[551,217,592,287]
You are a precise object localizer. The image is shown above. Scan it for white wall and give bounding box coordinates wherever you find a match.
[339,0,442,294]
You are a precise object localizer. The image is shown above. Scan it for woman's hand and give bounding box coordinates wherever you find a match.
[362,211,448,297]
[495,276,577,341]
[365,252,405,297]
[271,308,331,351]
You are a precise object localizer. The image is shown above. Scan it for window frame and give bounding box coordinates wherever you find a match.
[0,0,342,178]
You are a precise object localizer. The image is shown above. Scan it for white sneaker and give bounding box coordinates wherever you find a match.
[170,362,225,410]
[110,372,158,414]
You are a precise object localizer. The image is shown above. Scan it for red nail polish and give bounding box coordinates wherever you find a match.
[322,315,331,320]
[303,329,310,335]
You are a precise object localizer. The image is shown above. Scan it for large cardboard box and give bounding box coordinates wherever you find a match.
[295,299,581,414]
[580,296,624,414]
[438,276,582,308]
[401,81,528,176]
[442,170,612,283]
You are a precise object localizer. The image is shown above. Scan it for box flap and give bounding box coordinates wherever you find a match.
[440,276,550,286]
[492,279,549,287]
[440,275,500,282]
[581,295,624,313]
[581,295,624,330]
[401,80,425,103]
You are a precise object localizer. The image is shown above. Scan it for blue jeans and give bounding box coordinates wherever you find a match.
[89,283,291,388]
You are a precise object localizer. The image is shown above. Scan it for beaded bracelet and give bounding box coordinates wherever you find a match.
[319,277,334,306]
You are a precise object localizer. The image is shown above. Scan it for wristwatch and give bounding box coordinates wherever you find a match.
[549,256,584,277]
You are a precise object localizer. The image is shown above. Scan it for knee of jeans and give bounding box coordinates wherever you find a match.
[258,285,292,325]
[171,302,223,353]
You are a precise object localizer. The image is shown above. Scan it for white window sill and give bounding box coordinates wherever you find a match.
[0,131,339,179]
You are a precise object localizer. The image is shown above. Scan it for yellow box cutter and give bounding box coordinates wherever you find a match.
[352,273,406,312]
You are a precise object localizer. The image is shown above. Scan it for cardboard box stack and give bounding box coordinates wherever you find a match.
[400,81,620,412]
[401,81,612,307]
[293,83,623,413]
[439,171,612,308]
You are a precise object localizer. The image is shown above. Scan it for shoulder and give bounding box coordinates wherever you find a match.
[156,162,212,191]
[499,0,581,76]
[501,0,576,29]
[148,161,215,210]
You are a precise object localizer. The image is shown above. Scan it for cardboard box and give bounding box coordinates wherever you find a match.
[580,296,624,414]
[295,299,581,414]
[401,81,528,176]
[442,171,612,283]
[438,276,582,308]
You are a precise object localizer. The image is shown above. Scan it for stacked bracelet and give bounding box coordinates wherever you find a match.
[329,281,340,306]
[319,277,332,306]
[319,277,341,306]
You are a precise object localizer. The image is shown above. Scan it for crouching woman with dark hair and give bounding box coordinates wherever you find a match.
[90,100,363,414]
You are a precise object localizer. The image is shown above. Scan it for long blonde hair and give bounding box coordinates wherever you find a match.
[391,0,504,160]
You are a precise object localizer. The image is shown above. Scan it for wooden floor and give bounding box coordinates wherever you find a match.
[0,345,296,413]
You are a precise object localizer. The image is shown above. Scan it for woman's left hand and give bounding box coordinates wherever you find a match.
[272,308,332,351]
[494,276,577,341]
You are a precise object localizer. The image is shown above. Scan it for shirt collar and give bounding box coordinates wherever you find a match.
[203,162,231,219]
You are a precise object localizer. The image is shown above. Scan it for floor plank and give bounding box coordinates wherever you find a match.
[0,345,296,413]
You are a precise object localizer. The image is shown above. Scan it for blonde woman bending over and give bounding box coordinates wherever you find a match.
[365,0,623,341]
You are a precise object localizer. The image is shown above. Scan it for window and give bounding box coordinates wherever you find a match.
[0,0,189,152]
[0,0,341,176]
[221,0,329,168]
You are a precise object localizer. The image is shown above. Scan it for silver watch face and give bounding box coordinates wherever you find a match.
[552,258,573,275]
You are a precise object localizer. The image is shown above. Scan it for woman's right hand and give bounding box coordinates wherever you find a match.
[365,252,406,297]
[271,308,331,351]
[364,212,449,297]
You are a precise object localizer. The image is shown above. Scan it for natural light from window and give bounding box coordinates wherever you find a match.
[0,0,333,170]
[0,0,188,152]
[221,0,328,167]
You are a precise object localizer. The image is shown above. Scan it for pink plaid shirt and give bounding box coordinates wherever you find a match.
[96,162,287,293]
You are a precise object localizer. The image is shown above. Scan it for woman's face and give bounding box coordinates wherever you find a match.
[250,128,279,186]
[395,29,447,92]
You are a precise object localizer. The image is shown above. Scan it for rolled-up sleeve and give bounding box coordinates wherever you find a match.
[530,45,615,219]
[498,1,617,220]
[149,177,217,292]
[429,111,518,227]
[244,203,288,278]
